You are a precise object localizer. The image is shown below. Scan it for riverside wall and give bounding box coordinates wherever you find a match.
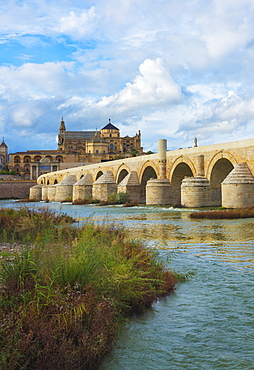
[0,181,37,199]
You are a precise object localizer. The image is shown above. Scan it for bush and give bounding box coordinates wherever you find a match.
[0,208,178,369]
[106,192,130,205]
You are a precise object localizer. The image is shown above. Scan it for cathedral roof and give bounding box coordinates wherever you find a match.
[64,131,97,140]
[101,119,119,131]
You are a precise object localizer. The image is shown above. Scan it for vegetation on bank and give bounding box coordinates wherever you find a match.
[0,170,17,175]
[0,207,178,369]
[190,207,254,219]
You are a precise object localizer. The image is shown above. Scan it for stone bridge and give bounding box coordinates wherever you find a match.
[30,138,254,208]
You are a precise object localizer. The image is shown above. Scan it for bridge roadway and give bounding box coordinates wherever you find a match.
[32,138,254,208]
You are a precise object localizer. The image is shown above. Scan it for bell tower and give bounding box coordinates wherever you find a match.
[0,138,8,170]
[58,117,66,150]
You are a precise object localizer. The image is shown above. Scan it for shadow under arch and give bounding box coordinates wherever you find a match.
[140,165,158,203]
[96,171,103,180]
[54,179,58,184]
[169,156,196,182]
[209,157,234,206]
[117,169,129,184]
[171,162,194,206]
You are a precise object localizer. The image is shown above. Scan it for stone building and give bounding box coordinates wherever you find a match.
[0,139,8,170]
[57,118,142,156]
[8,119,143,180]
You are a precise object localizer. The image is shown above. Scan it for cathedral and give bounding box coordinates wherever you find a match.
[8,119,143,179]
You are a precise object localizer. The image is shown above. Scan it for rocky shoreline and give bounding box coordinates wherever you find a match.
[0,243,33,260]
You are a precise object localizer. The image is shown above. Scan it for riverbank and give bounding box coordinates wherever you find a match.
[190,207,254,219]
[0,207,178,369]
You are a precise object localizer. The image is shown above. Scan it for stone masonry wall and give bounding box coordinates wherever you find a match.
[0,181,36,199]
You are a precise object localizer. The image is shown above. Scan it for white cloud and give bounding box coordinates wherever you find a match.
[96,58,182,113]
[55,7,97,39]
[177,91,254,144]
[1,0,254,153]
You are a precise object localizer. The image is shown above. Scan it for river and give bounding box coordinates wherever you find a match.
[1,200,254,369]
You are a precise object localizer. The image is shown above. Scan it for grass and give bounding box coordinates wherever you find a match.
[190,207,254,219]
[0,207,178,369]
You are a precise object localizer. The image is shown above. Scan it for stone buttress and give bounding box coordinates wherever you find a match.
[221,163,254,208]
[117,171,141,202]
[92,171,117,202]
[47,184,57,202]
[73,174,93,203]
[55,175,77,202]
[29,184,43,201]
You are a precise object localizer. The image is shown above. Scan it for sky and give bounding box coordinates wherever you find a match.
[1,0,254,154]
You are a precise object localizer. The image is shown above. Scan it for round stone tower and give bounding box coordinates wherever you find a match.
[181,177,210,208]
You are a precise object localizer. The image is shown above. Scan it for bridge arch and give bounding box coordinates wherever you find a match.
[116,165,130,184]
[95,171,103,180]
[170,156,195,205]
[140,162,159,203]
[206,151,237,180]
[207,152,236,206]
[169,156,196,182]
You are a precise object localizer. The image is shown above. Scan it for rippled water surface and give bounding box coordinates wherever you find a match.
[1,201,254,369]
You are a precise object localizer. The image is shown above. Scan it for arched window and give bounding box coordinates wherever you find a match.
[56,156,63,162]
[24,164,30,173]
[14,164,20,173]
[14,156,21,163]
[34,156,42,162]
[24,156,31,163]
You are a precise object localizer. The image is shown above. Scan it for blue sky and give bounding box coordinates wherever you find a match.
[1,0,254,154]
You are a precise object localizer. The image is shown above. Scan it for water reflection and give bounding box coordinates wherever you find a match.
[1,200,254,269]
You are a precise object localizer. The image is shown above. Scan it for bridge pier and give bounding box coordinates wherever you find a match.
[55,175,77,202]
[47,184,57,202]
[181,177,210,208]
[73,174,93,203]
[146,178,171,205]
[222,163,254,208]
[92,171,117,202]
[117,171,141,203]
[29,184,43,201]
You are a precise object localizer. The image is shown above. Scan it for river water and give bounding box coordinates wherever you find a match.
[1,200,254,369]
